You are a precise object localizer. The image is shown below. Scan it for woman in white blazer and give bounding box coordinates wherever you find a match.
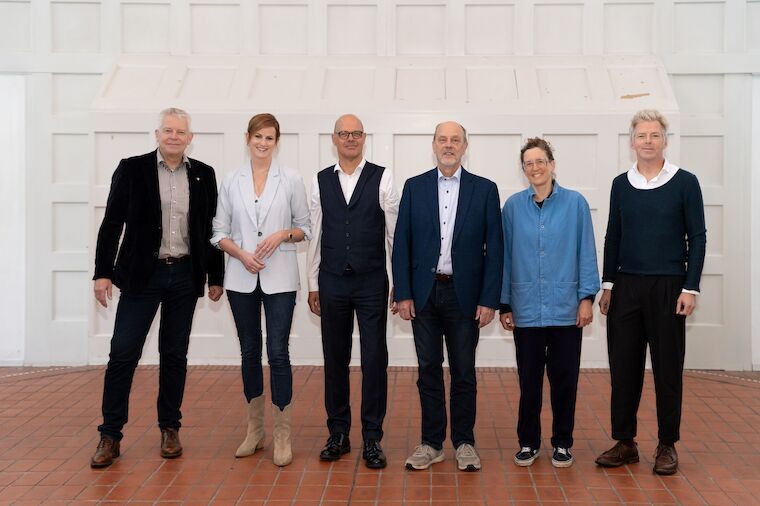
[211,113,310,466]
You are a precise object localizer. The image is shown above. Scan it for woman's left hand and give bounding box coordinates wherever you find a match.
[254,230,288,259]
[576,299,593,328]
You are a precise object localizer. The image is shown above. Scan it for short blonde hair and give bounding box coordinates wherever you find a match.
[629,109,668,139]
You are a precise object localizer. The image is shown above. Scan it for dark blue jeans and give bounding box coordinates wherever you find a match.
[99,261,198,440]
[227,284,295,409]
[411,279,479,450]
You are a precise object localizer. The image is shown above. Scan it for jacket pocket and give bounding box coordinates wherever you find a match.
[554,281,579,320]
[511,282,537,321]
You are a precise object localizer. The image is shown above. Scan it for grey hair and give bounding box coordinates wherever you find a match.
[629,109,668,139]
[158,107,192,132]
[433,122,468,142]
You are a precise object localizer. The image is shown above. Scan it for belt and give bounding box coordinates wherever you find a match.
[435,273,453,281]
[158,256,190,265]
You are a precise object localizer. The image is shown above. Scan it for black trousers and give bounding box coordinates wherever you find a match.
[607,274,686,445]
[98,262,198,440]
[411,279,479,450]
[513,326,582,449]
[319,268,389,441]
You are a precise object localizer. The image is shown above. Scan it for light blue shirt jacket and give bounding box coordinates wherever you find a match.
[500,182,600,327]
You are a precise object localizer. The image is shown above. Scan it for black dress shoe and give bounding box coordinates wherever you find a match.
[362,439,387,469]
[319,433,350,461]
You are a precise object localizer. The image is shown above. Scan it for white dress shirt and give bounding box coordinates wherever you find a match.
[307,158,399,291]
[436,167,462,275]
[602,159,698,295]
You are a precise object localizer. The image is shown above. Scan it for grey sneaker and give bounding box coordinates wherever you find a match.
[455,443,481,471]
[405,444,445,470]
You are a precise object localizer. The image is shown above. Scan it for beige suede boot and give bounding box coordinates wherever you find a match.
[272,404,292,466]
[235,396,265,457]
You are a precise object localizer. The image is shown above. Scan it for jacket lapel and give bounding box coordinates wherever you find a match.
[256,160,281,226]
[145,150,162,221]
[237,167,258,226]
[426,169,441,235]
[452,168,473,244]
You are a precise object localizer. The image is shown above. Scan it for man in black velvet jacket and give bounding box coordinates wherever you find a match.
[90,108,224,468]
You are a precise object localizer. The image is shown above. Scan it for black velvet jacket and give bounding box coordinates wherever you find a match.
[93,150,224,296]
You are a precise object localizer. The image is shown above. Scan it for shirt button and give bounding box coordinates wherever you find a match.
[345,233,350,237]
[258,232,262,237]
[255,200,258,203]
[346,246,350,250]
[345,220,349,225]
[430,268,436,273]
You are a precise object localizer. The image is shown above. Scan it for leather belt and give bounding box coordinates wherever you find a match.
[158,256,189,265]
[435,273,453,281]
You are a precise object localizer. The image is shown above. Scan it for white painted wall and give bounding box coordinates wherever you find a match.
[0,0,757,369]
[0,75,25,365]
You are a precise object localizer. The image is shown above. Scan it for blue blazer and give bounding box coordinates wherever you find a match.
[392,168,503,318]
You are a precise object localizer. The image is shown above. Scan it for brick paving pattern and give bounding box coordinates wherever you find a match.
[1,365,759,505]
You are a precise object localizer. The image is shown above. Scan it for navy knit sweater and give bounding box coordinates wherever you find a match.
[602,169,706,291]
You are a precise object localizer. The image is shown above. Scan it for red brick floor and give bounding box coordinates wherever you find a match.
[1,366,759,505]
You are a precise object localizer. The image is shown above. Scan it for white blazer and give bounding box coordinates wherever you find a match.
[211,159,311,294]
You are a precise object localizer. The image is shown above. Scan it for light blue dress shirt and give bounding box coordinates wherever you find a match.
[436,167,461,275]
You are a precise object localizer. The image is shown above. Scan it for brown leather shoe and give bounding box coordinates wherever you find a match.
[161,428,183,459]
[653,443,678,475]
[595,441,639,467]
[90,436,120,468]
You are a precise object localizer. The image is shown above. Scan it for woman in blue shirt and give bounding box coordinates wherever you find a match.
[500,138,599,468]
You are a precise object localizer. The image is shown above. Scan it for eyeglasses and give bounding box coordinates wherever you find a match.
[335,130,364,140]
[523,159,549,169]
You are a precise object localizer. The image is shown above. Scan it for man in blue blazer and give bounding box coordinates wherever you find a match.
[393,121,503,471]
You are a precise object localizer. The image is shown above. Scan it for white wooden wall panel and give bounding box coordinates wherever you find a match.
[0,0,756,370]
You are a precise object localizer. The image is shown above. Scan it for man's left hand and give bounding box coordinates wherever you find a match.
[576,299,593,328]
[676,292,696,316]
[208,285,224,301]
[475,306,495,328]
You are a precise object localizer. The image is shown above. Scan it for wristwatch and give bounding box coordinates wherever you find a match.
[287,231,293,242]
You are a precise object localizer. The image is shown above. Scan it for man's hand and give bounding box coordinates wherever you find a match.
[239,250,266,274]
[397,299,416,320]
[598,289,612,315]
[389,287,398,315]
[94,278,113,308]
[208,285,224,302]
[254,231,287,259]
[475,306,495,328]
[308,291,321,316]
[500,311,514,331]
[576,299,593,328]
[676,292,696,316]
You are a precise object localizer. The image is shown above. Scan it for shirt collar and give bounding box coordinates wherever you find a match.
[527,180,561,199]
[334,157,366,175]
[630,159,677,183]
[157,149,190,171]
[437,166,462,182]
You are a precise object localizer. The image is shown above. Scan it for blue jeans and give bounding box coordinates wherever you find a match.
[411,279,479,450]
[227,284,295,409]
[99,261,198,440]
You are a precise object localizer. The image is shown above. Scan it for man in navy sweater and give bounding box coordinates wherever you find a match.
[595,110,706,475]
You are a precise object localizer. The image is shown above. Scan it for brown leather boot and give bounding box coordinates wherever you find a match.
[90,436,120,468]
[160,428,183,458]
[653,443,678,475]
[595,441,639,467]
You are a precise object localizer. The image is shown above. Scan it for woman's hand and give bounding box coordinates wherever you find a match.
[254,230,288,259]
[239,250,266,273]
[576,299,593,328]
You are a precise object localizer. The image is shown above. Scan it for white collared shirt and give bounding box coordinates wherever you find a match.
[436,167,462,275]
[307,158,400,291]
[602,159,698,295]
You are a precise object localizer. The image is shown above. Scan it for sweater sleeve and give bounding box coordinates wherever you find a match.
[602,178,622,284]
[683,173,706,291]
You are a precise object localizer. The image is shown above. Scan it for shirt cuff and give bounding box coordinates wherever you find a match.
[682,289,699,295]
[601,282,614,290]
[499,303,512,314]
